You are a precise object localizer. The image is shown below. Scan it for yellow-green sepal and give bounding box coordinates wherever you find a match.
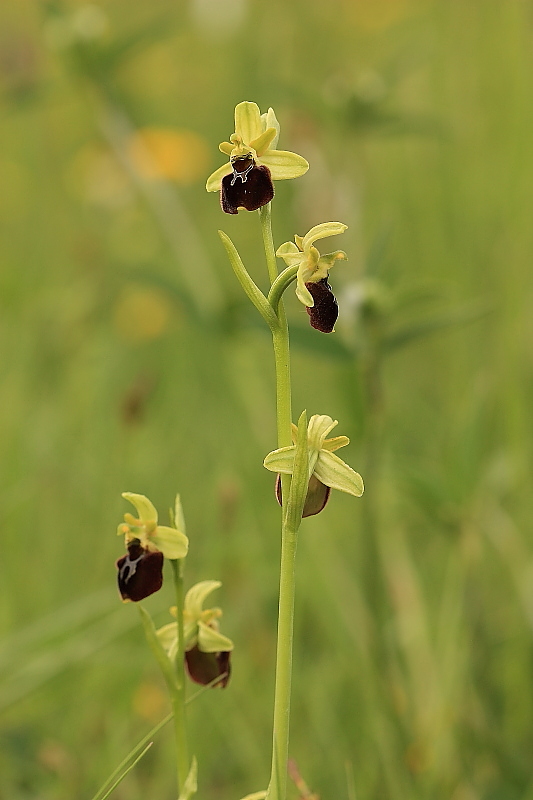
[151,526,189,559]
[276,241,302,267]
[206,161,233,192]
[234,101,262,144]
[185,580,222,618]
[263,445,296,474]
[301,222,348,249]
[197,621,234,653]
[259,149,309,180]
[314,450,364,497]
[122,492,158,523]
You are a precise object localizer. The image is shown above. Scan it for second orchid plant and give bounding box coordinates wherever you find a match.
[111,101,363,800]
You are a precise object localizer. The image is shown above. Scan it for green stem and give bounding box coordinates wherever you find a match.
[170,559,189,795]
[268,265,298,317]
[259,202,279,284]
[262,205,297,800]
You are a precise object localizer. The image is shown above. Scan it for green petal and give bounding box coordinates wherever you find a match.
[219,141,233,155]
[261,107,280,148]
[249,127,277,157]
[206,161,233,192]
[259,149,309,180]
[301,222,347,251]
[276,241,303,267]
[322,435,350,452]
[263,445,296,474]
[151,526,189,559]
[307,415,338,450]
[234,101,262,144]
[314,450,364,497]
[185,580,221,619]
[317,250,347,270]
[122,492,158,524]
[197,621,234,653]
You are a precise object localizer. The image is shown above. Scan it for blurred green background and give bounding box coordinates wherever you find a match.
[1,0,533,798]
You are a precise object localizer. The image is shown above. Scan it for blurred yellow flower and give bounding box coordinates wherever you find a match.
[113,285,174,342]
[132,681,168,722]
[128,127,211,185]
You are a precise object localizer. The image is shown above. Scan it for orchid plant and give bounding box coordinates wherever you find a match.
[209,102,364,800]
[108,101,363,800]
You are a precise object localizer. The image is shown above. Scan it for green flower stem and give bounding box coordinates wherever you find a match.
[259,203,279,285]
[261,206,296,800]
[268,265,298,317]
[170,559,190,795]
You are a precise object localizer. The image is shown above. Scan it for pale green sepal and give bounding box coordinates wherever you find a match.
[314,450,364,497]
[263,446,296,474]
[218,231,278,329]
[178,756,198,800]
[156,621,178,656]
[138,606,178,695]
[276,241,303,267]
[307,415,338,450]
[197,621,234,653]
[240,793,267,800]
[249,127,277,157]
[206,161,233,192]
[122,492,158,523]
[296,271,314,307]
[259,149,309,180]
[285,410,310,531]
[261,107,280,147]
[219,141,233,155]
[295,234,304,249]
[174,494,186,535]
[301,222,348,250]
[234,101,262,144]
[322,435,350,452]
[151,526,189,559]
[185,580,222,618]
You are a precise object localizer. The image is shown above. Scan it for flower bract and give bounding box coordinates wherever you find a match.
[276,222,348,333]
[157,580,233,688]
[264,415,364,516]
[206,102,309,214]
[116,493,189,602]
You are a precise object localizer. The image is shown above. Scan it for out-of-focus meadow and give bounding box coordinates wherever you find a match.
[1,0,533,798]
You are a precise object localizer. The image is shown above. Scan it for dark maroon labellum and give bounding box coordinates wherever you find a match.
[275,473,331,518]
[116,538,164,602]
[185,645,231,688]
[305,278,338,333]
[220,158,274,214]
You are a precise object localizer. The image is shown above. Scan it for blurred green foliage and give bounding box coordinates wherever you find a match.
[1,0,533,798]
